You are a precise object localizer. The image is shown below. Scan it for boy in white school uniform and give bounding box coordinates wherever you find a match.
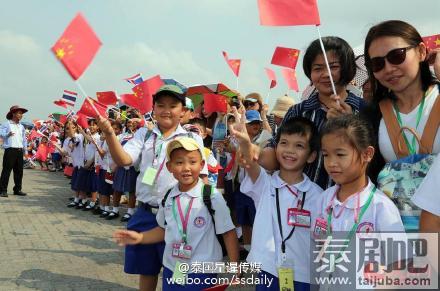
[114,137,239,290]
[230,110,323,291]
[97,85,208,291]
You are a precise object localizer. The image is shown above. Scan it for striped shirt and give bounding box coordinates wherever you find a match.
[267,91,366,190]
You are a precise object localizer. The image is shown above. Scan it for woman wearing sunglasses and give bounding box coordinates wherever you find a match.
[363,20,440,231]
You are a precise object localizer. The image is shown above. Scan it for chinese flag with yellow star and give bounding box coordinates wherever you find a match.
[131,75,164,114]
[96,91,118,106]
[51,13,102,80]
[258,0,320,26]
[271,47,300,69]
[78,97,108,118]
[203,93,228,114]
[422,34,440,50]
[222,51,241,77]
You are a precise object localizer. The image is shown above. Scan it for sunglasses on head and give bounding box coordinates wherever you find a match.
[369,45,417,73]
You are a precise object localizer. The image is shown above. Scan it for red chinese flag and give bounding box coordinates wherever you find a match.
[265,68,277,89]
[203,93,228,114]
[51,13,102,80]
[222,51,241,77]
[54,99,68,109]
[258,0,320,26]
[271,47,300,69]
[281,68,299,92]
[120,93,141,109]
[75,113,89,129]
[59,115,68,125]
[96,91,118,106]
[132,75,164,114]
[77,97,108,118]
[28,129,39,141]
[422,34,440,50]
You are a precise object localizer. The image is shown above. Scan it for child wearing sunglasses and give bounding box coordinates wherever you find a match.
[364,20,440,163]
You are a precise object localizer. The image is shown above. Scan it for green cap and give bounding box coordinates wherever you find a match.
[153,84,185,104]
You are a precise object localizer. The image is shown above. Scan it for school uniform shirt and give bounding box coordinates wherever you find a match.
[84,133,100,163]
[315,179,405,290]
[124,125,208,206]
[62,134,84,168]
[119,132,135,170]
[240,168,323,283]
[101,141,115,171]
[412,154,440,216]
[379,85,440,162]
[156,179,235,273]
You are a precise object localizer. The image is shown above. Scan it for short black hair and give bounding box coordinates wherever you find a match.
[189,118,207,129]
[303,36,356,86]
[275,117,319,152]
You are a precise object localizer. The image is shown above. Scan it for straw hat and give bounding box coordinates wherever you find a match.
[271,96,295,118]
[6,105,28,120]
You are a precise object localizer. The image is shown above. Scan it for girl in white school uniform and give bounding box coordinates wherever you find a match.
[315,114,405,290]
[54,120,86,207]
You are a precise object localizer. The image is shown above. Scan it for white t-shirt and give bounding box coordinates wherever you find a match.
[84,133,100,163]
[240,168,323,282]
[156,180,235,273]
[379,85,440,162]
[124,125,207,205]
[412,154,440,216]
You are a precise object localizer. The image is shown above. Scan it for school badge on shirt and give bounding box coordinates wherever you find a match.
[194,216,206,228]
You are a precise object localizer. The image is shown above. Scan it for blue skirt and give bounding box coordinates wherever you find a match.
[71,167,80,191]
[113,166,139,193]
[77,167,97,192]
[97,169,114,196]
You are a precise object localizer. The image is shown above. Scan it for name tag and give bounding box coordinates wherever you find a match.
[278,267,294,291]
[172,243,192,259]
[313,217,328,239]
[142,167,157,185]
[287,208,311,228]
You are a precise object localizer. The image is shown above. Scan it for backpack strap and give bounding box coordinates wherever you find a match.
[202,184,216,231]
[420,93,440,154]
[161,188,174,226]
[379,99,409,158]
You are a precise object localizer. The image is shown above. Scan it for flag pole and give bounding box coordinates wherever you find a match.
[265,89,271,105]
[316,26,338,99]
[236,76,239,92]
[75,81,102,117]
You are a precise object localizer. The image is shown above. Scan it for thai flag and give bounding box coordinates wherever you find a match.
[66,110,75,120]
[125,73,143,85]
[37,125,49,137]
[62,90,78,107]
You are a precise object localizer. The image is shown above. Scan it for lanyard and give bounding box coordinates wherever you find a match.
[151,133,164,166]
[275,187,307,255]
[326,186,376,250]
[172,195,195,244]
[393,93,426,155]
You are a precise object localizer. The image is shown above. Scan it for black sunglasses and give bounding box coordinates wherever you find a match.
[369,45,417,72]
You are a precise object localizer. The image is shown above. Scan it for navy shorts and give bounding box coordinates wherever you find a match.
[124,206,165,275]
[234,190,256,226]
[71,167,80,191]
[51,152,61,162]
[162,267,217,290]
[97,169,113,196]
[256,270,313,291]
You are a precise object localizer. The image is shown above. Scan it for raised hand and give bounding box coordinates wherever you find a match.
[96,116,114,135]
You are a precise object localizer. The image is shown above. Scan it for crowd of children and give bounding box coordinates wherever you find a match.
[19,18,440,291]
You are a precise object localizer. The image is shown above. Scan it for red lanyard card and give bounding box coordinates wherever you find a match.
[287,208,311,228]
[172,242,192,259]
[313,217,328,239]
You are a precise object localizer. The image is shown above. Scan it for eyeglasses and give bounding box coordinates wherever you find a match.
[369,45,417,72]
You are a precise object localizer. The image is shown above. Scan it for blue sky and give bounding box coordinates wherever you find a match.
[1,0,439,121]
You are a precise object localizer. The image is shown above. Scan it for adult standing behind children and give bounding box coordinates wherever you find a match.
[363,20,440,231]
[0,105,28,197]
[97,85,207,291]
[260,37,366,189]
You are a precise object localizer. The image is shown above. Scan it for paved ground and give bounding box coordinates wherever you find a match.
[0,149,139,291]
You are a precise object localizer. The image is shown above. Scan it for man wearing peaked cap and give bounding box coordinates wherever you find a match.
[0,105,29,197]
